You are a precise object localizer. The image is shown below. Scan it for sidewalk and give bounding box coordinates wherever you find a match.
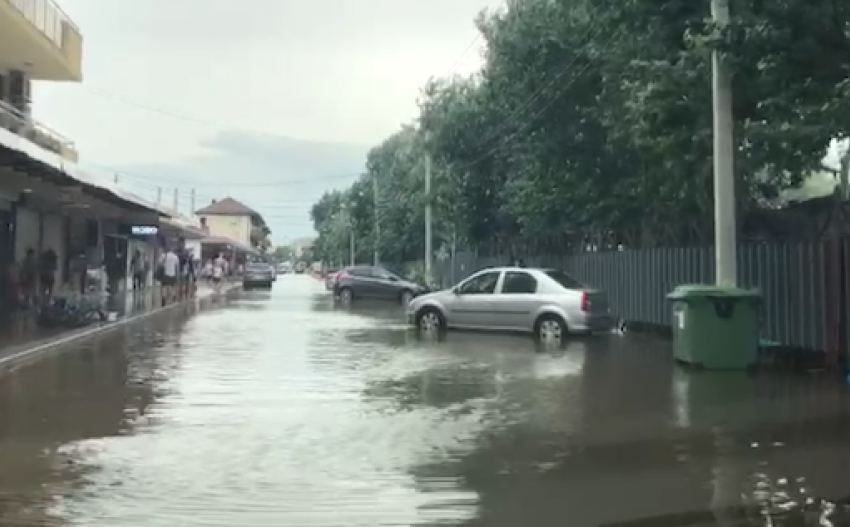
[0,281,240,371]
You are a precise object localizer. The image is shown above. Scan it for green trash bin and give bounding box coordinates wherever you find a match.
[666,284,761,370]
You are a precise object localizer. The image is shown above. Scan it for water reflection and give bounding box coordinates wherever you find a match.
[0,311,194,526]
[0,276,849,526]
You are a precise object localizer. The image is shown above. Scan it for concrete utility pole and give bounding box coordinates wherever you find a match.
[349,216,356,266]
[172,188,179,212]
[156,187,162,206]
[424,154,433,284]
[373,173,380,266]
[839,144,850,200]
[340,206,355,266]
[711,0,736,286]
[190,188,196,214]
[113,173,119,184]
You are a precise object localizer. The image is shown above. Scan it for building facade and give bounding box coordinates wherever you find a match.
[0,0,82,161]
[0,1,169,322]
[195,197,270,250]
[292,237,316,259]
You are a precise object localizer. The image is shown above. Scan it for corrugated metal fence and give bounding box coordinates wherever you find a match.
[423,240,848,354]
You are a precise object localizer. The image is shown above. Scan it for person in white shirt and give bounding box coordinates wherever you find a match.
[159,247,180,305]
[211,254,226,293]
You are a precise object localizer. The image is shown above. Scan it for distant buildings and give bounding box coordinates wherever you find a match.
[291,237,316,259]
[195,197,271,251]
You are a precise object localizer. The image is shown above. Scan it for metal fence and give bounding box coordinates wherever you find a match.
[420,240,847,355]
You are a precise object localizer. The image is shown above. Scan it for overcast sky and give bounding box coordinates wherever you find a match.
[32,0,500,242]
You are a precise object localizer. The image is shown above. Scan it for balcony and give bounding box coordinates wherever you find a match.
[0,0,83,81]
[0,98,78,161]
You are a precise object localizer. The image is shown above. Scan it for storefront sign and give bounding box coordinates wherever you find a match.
[129,225,158,236]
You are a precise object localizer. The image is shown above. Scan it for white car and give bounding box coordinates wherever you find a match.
[405,266,612,342]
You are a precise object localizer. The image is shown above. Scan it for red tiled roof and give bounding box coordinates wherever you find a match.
[195,197,257,216]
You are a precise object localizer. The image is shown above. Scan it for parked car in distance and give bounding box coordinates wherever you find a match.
[277,262,291,274]
[334,265,429,305]
[325,268,341,291]
[405,267,611,342]
[243,262,275,290]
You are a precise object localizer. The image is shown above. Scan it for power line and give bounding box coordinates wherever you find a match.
[96,162,361,188]
[441,34,483,79]
[455,26,626,172]
[83,88,311,143]
[457,20,607,162]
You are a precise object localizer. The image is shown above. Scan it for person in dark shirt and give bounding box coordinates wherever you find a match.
[20,248,37,306]
[177,248,196,298]
[38,248,57,300]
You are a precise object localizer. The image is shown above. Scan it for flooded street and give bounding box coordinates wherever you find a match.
[1,275,850,526]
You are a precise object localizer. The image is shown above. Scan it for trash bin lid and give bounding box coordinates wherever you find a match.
[666,283,760,300]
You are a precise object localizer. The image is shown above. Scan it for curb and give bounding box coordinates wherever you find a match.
[0,284,241,372]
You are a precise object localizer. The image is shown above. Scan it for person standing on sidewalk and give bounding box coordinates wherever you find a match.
[19,249,37,308]
[159,247,180,306]
[211,253,226,294]
[131,251,147,291]
[181,249,197,298]
[38,247,57,301]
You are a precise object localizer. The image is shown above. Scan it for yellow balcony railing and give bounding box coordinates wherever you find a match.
[7,0,77,50]
[0,98,78,161]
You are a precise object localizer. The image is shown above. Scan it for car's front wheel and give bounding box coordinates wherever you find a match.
[416,307,445,334]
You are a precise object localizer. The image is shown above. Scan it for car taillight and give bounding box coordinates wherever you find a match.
[334,271,344,280]
[580,292,589,312]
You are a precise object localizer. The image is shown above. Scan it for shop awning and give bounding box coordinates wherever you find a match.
[161,216,206,239]
[0,127,163,215]
[201,235,258,255]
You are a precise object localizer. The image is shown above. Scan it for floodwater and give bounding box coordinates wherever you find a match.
[0,275,849,526]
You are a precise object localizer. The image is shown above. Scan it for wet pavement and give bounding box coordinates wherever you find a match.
[0,275,849,526]
[0,283,233,364]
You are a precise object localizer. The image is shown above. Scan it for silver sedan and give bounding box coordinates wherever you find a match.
[405,266,612,342]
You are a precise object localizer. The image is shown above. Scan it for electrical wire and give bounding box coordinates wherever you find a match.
[454,27,625,172]
[449,18,605,162]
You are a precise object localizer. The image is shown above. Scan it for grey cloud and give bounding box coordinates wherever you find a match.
[70,0,498,52]
[116,130,368,240]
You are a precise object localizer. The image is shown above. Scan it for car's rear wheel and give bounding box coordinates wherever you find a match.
[400,289,414,306]
[338,287,353,303]
[534,314,568,344]
[416,307,445,334]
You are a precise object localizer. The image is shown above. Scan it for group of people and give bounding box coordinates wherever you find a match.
[0,240,238,322]
[12,247,58,308]
[153,244,229,306]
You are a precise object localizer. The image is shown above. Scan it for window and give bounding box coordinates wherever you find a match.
[457,271,500,295]
[346,266,372,277]
[373,267,399,280]
[501,271,537,294]
[545,270,586,290]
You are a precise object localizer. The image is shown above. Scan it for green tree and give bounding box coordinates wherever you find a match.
[311,0,850,260]
[272,245,293,261]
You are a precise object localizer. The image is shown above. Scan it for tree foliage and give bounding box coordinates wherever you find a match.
[310,0,850,263]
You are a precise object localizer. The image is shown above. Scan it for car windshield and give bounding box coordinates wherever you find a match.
[544,270,585,290]
[372,267,400,280]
